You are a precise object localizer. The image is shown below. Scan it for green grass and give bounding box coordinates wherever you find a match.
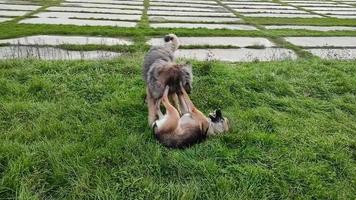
[0,56,355,199]
[0,23,267,40]
[1,17,356,41]
[9,0,62,25]
[9,0,47,5]
[137,0,150,29]
[269,29,356,37]
[22,0,62,5]
[0,1,355,199]
[246,17,356,26]
[58,44,142,53]
[273,0,329,18]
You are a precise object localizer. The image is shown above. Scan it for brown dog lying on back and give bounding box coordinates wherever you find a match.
[153,83,229,148]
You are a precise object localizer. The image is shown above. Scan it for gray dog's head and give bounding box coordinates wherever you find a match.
[180,62,193,94]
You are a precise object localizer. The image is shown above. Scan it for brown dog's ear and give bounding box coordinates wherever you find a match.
[209,113,215,121]
[209,109,223,122]
[216,109,222,119]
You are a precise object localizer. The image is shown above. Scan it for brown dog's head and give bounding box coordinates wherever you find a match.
[207,109,229,135]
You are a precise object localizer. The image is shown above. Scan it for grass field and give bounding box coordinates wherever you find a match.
[0,0,356,199]
[0,56,355,199]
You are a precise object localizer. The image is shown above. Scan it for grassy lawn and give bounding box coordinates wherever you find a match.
[0,56,355,199]
[247,17,356,26]
[0,0,355,199]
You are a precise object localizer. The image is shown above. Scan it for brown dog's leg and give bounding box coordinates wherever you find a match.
[178,92,188,114]
[156,98,164,119]
[180,83,209,130]
[178,82,195,112]
[161,86,180,121]
[171,93,182,115]
[147,87,157,126]
[179,83,209,131]
[154,86,180,133]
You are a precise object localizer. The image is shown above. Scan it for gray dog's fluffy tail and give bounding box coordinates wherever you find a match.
[164,33,180,52]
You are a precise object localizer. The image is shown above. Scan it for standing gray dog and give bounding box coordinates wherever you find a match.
[143,34,193,126]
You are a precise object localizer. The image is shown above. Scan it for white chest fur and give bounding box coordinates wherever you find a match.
[155,115,168,129]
